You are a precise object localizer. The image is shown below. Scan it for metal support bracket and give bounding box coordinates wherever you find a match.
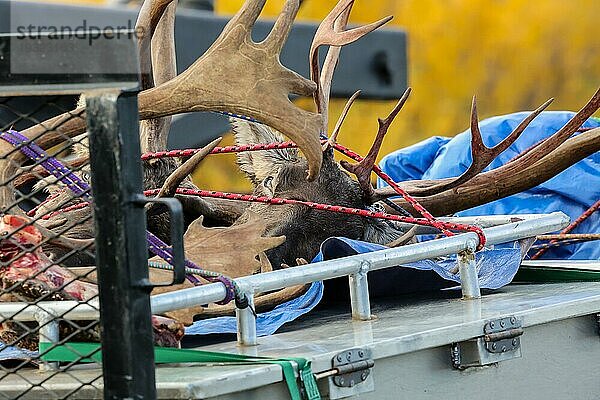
[236,286,257,346]
[35,309,59,372]
[451,316,523,369]
[131,195,186,288]
[349,261,371,320]
[457,241,481,299]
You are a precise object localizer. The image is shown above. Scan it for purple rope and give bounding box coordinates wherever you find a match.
[2,130,90,198]
[0,130,237,304]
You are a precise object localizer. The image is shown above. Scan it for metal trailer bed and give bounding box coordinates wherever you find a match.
[2,213,599,399]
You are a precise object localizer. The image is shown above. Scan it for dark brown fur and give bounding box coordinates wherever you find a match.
[232,118,405,268]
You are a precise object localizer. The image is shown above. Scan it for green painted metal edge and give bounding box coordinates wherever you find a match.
[514,266,600,283]
[39,342,320,400]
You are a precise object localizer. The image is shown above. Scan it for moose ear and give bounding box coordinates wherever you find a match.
[230,118,299,185]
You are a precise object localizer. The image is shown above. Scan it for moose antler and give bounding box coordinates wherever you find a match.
[11,0,324,179]
[340,87,412,201]
[137,0,178,153]
[154,137,222,199]
[310,0,392,132]
[402,96,554,197]
[140,0,324,179]
[150,212,285,325]
[382,87,600,216]
[136,0,176,90]
[325,89,361,149]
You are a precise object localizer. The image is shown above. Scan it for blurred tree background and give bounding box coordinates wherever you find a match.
[194,0,598,191]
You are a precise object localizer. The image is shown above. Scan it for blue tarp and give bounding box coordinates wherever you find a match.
[378,111,600,260]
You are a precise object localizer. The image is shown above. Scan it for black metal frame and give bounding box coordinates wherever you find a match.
[87,91,157,399]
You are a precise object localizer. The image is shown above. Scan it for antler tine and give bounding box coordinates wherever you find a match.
[316,5,351,129]
[341,87,411,199]
[156,137,222,199]
[507,87,600,167]
[325,89,361,149]
[140,0,178,154]
[225,0,266,31]
[136,0,176,90]
[310,0,392,62]
[262,0,300,52]
[310,0,392,120]
[402,96,554,197]
[151,1,178,87]
[470,96,553,172]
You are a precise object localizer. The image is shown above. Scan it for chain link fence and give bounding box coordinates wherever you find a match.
[0,95,102,398]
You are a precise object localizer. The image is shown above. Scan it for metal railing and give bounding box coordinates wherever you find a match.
[0,212,570,348]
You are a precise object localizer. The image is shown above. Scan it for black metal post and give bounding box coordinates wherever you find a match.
[87,90,157,400]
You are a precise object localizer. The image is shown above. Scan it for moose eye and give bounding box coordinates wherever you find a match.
[263,176,274,192]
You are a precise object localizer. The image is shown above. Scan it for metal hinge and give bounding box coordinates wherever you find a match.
[451,316,524,369]
[314,348,375,399]
[315,348,374,388]
[483,316,523,353]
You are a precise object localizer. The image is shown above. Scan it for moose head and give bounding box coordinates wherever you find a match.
[231,118,408,268]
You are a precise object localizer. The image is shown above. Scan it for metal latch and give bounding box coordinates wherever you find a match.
[315,348,374,388]
[451,316,524,369]
[483,316,523,353]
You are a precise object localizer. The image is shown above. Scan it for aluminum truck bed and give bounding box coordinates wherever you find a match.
[3,280,599,399]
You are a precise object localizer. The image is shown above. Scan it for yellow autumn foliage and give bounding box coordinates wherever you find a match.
[196,0,598,191]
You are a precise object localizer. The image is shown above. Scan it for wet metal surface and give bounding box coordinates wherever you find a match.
[1,282,599,398]
[198,282,600,372]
